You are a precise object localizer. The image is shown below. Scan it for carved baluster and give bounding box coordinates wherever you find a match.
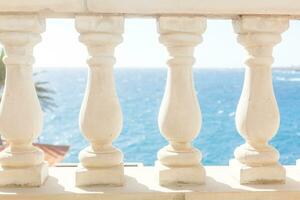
[75,16,124,186]
[155,16,207,186]
[230,16,289,184]
[0,15,47,187]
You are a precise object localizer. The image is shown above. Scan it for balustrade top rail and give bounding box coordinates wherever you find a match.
[1,0,300,17]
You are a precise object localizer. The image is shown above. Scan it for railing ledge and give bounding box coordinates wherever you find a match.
[0,0,300,18]
[0,166,300,200]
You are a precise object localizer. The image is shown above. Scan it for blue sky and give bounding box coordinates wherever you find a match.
[32,19,300,68]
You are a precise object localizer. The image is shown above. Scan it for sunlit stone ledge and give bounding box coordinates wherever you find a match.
[0,0,300,17]
[0,166,300,200]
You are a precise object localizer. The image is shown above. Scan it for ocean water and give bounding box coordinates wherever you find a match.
[36,68,300,166]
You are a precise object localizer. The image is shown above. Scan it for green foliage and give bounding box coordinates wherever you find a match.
[0,49,5,86]
[34,80,57,111]
[0,48,56,112]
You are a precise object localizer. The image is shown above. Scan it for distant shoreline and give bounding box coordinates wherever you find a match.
[34,66,300,70]
[273,66,300,71]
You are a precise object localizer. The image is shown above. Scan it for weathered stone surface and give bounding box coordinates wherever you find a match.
[0,166,300,200]
[230,159,285,184]
[76,164,124,186]
[86,0,300,15]
[0,162,48,187]
[0,0,299,16]
[0,15,48,187]
[155,161,205,186]
[155,16,206,186]
[231,16,289,184]
[0,0,86,12]
[75,15,125,186]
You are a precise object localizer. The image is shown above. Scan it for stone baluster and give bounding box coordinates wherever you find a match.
[230,16,289,184]
[155,16,207,186]
[75,16,124,186]
[0,15,47,186]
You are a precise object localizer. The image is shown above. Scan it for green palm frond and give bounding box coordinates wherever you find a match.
[34,81,56,95]
[35,80,57,111]
[0,48,56,112]
[0,50,5,86]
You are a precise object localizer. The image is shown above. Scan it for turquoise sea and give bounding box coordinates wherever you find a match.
[36,68,300,166]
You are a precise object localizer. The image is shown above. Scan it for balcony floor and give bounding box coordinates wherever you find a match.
[0,165,300,200]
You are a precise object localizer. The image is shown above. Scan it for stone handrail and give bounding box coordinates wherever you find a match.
[0,0,300,17]
[0,1,300,199]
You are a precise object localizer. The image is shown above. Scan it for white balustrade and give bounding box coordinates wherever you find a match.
[230,16,289,184]
[0,2,298,195]
[155,16,207,186]
[75,15,124,186]
[0,15,47,186]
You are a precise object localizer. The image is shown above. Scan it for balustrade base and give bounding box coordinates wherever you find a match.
[1,166,300,200]
[155,161,205,186]
[229,159,285,184]
[75,164,124,186]
[0,162,48,187]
